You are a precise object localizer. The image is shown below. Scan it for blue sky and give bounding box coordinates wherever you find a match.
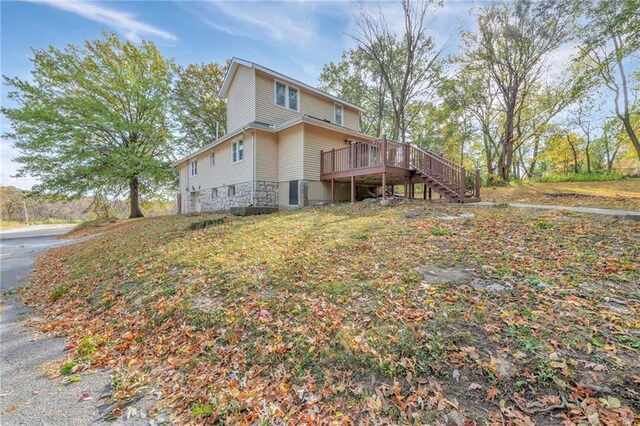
[0,0,478,189]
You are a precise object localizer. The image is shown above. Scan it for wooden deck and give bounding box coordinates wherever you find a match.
[320,137,480,203]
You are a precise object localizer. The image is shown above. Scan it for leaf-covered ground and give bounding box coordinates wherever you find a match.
[20,202,640,424]
[483,180,640,211]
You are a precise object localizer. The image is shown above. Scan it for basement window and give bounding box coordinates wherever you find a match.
[228,185,236,197]
[211,188,217,198]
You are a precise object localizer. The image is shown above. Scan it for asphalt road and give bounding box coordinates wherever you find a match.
[1,225,76,292]
[0,225,148,425]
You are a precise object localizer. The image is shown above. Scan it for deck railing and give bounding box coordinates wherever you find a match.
[321,136,480,200]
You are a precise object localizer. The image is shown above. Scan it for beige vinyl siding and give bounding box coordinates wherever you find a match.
[277,124,304,182]
[304,96,359,131]
[227,66,256,131]
[343,108,359,131]
[255,130,278,182]
[255,71,299,125]
[308,181,350,203]
[183,133,253,190]
[302,124,351,181]
[178,163,189,212]
[255,70,360,131]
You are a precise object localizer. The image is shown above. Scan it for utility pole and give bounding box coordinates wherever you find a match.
[23,200,29,225]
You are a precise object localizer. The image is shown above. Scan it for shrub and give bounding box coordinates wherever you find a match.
[486,174,508,187]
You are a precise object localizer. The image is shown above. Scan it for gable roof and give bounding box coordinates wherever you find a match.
[218,57,365,112]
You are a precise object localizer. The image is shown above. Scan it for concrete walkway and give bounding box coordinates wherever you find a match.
[471,201,640,221]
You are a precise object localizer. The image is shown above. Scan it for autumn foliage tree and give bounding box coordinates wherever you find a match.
[2,32,177,218]
[173,62,227,155]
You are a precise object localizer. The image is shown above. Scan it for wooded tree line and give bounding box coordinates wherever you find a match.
[0,185,177,223]
[2,1,638,218]
[319,0,639,182]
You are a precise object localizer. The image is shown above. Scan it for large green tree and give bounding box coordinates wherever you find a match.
[173,62,227,154]
[2,33,177,218]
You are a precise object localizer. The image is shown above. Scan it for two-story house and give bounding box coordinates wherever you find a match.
[176,57,371,212]
[176,58,479,212]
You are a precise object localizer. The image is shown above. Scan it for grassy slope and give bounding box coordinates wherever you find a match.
[21,203,640,424]
[483,180,640,211]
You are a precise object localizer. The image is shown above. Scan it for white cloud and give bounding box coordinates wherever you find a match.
[0,139,40,190]
[197,1,323,48]
[345,1,476,55]
[27,0,177,42]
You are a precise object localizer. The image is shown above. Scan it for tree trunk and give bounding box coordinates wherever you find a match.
[585,142,592,173]
[621,117,640,161]
[129,176,144,218]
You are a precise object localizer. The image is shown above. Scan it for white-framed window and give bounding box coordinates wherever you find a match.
[275,81,286,107]
[211,188,217,198]
[288,86,298,111]
[190,159,197,176]
[210,151,215,166]
[228,185,235,197]
[232,140,244,164]
[274,80,299,111]
[334,103,343,126]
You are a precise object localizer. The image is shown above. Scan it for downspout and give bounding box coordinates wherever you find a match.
[251,131,256,206]
[241,125,256,207]
[185,160,190,213]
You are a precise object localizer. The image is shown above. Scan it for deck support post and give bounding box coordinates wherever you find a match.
[423,184,427,200]
[350,176,355,204]
[411,183,415,199]
[460,167,466,199]
[331,179,335,204]
[475,169,481,199]
[390,185,394,196]
[382,172,387,200]
[428,187,432,200]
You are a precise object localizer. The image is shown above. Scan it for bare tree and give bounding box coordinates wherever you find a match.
[576,0,640,160]
[462,0,577,181]
[350,0,444,142]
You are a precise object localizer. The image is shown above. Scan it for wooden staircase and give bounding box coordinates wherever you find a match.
[320,136,481,203]
[408,144,480,203]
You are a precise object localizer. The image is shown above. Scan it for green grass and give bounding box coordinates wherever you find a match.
[537,172,625,182]
[50,285,70,301]
[0,220,22,229]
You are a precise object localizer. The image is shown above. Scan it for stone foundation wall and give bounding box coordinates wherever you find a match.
[190,181,278,212]
[254,181,278,207]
